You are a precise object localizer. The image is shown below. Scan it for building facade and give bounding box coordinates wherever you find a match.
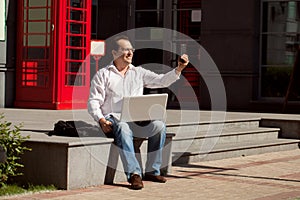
[1,0,300,112]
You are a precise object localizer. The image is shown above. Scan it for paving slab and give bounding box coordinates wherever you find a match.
[1,149,300,200]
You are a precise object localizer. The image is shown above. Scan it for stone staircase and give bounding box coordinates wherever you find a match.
[168,117,300,165]
[1,108,299,189]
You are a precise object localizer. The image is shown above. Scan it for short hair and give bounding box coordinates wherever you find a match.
[111,35,131,51]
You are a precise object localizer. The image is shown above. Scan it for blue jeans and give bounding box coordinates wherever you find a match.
[106,116,166,180]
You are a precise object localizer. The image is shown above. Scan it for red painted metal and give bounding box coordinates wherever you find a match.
[15,0,92,109]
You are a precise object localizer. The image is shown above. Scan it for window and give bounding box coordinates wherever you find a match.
[261,1,300,98]
[135,0,164,28]
[134,0,165,66]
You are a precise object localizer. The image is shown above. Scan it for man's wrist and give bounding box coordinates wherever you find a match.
[175,66,182,74]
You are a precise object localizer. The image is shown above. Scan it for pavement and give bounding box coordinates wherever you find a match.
[1,109,300,200]
[0,149,299,200]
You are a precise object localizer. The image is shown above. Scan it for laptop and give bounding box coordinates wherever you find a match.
[120,93,168,122]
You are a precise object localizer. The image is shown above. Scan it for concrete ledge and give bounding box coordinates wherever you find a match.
[17,132,175,189]
[17,133,113,190]
[260,118,300,139]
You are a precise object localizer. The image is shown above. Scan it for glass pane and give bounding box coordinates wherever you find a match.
[37,74,46,86]
[27,22,47,33]
[262,34,296,65]
[25,47,49,59]
[136,11,164,28]
[263,1,300,33]
[136,0,163,10]
[66,74,84,86]
[23,9,50,29]
[261,66,292,97]
[68,49,82,60]
[69,23,83,34]
[67,62,82,72]
[134,48,163,67]
[68,36,82,46]
[91,3,97,37]
[70,10,83,21]
[37,61,49,71]
[177,10,200,39]
[27,35,46,46]
[29,0,47,7]
[29,9,47,20]
[70,0,83,8]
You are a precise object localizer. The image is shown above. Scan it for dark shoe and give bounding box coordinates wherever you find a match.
[144,174,167,183]
[130,174,144,190]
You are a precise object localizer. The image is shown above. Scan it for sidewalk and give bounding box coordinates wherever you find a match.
[2,149,300,200]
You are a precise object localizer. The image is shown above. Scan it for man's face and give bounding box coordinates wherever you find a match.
[113,39,135,65]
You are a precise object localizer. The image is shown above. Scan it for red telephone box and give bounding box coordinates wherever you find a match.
[15,0,91,109]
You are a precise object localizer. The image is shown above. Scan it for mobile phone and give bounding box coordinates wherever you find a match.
[179,57,187,63]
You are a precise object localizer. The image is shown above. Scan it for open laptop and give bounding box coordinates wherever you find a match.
[120,93,168,122]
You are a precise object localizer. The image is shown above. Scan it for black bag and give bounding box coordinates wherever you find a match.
[49,120,101,137]
[53,120,78,137]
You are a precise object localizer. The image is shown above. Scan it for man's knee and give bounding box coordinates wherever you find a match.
[115,122,133,139]
[151,120,166,134]
[118,121,130,130]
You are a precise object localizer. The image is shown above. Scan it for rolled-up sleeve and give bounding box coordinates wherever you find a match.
[141,68,180,88]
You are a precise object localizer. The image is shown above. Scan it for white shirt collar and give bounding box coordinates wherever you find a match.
[107,63,134,71]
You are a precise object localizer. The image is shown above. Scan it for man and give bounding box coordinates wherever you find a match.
[88,35,189,190]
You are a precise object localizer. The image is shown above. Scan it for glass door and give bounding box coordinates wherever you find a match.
[15,0,54,105]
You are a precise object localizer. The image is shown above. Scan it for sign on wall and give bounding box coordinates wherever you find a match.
[191,10,201,22]
[0,0,5,41]
[90,40,105,56]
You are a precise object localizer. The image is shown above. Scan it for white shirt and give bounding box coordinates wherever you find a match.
[87,63,180,122]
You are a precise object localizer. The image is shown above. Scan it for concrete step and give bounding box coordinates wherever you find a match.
[173,127,280,141]
[167,118,261,135]
[172,138,300,164]
[171,126,281,164]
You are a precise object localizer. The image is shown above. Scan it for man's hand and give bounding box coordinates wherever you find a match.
[176,54,189,75]
[99,118,112,134]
